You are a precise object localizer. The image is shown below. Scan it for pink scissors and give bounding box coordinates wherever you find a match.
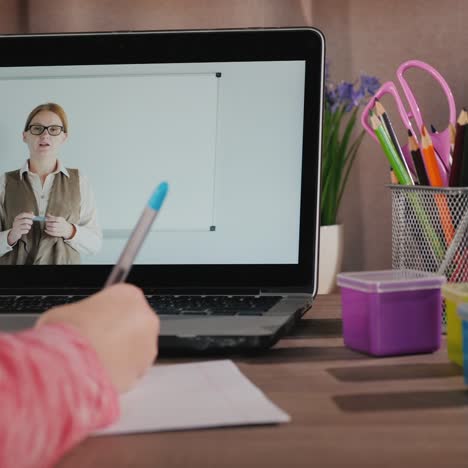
[361,60,456,185]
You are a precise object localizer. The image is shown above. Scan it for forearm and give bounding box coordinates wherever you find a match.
[0,323,119,468]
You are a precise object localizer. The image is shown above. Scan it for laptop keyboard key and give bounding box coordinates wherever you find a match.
[210,309,238,316]
[157,308,181,315]
[237,310,264,316]
[0,294,282,315]
[182,310,209,316]
[0,295,87,313]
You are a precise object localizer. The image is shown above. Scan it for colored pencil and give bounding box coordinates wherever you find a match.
[449,122,456,158]
[437,201,468,276]
[459,125,468,186]
[370,113,413,185]
[447,122,455,167]
[374,99,415,184]
[421,125,455,245]
[448,109,468,187]
[408,130,430,186]
[428,124,450,174]
[421,125,444,186]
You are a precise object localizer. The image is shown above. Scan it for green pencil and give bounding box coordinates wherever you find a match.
[370,113,413,185]
[370,113,444,260]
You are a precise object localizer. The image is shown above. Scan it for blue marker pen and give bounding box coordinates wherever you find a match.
[104,181,168,287]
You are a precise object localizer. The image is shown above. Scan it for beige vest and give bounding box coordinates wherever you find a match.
[0,168,81,265]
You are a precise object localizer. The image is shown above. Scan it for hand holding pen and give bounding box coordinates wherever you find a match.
[105,182,169,287]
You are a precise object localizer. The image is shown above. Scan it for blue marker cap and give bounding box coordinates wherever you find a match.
[148,181,169,210]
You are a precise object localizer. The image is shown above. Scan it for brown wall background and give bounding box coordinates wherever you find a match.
[1,0,466,272]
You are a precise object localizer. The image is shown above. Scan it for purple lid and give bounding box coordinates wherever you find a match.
[337,269,446,293]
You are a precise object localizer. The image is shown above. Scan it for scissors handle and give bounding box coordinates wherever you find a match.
[397,59,456,130]
[361,82,418,175]
[360,81,414,143]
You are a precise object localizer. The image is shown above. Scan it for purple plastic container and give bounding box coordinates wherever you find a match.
[337,270,446,356]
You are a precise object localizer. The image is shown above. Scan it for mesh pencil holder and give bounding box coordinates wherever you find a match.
[389,185,468,327]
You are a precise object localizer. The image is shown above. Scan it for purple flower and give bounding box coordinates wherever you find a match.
[321,65,380,225]
[336,82,354,103]
[325,84,339,112]
[325,62,380,113]
[360,74,381,95]
[349,86,365,110]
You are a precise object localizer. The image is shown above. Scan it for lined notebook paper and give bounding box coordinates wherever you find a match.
[94,359,290,435]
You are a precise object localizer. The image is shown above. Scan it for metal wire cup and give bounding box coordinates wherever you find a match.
[389,185,468,327]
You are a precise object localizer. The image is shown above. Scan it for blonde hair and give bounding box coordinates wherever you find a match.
[24,103,69,133]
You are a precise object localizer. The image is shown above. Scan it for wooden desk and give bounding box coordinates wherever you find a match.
[57,295,468,468]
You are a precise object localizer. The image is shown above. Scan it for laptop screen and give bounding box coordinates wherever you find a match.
[0,29,324,291]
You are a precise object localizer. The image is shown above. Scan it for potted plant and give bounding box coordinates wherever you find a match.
[318,65,380,294]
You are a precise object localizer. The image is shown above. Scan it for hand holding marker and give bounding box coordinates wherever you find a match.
[105,182,169,287]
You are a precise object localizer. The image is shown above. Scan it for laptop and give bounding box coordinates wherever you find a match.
[0,27,324,353]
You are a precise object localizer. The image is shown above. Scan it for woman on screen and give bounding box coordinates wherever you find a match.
[0,103,102,264]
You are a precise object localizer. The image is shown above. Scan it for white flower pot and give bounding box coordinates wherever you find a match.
[318,224,344,295]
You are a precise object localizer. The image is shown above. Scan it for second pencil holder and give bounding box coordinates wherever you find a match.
[441,283,468,366]
[389,185,468,326]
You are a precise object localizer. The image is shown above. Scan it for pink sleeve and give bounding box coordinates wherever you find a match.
[0,323,120,468]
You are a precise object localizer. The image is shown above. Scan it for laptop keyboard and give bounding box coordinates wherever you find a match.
[0,294,282,316]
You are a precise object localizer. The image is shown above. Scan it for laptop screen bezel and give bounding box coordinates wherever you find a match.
[0,28,324,293]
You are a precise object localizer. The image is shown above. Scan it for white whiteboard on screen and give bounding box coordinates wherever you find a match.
[0,72,219,233]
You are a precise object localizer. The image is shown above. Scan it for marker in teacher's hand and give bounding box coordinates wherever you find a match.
[104,181,168,287]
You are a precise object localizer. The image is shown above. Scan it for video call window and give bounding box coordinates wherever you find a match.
[0,61,305,266]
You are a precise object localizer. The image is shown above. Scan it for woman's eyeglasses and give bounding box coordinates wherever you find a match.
[27,125,64,136]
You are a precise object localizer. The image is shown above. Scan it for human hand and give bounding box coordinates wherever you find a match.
[36,283,160,393]
[45,214,74,239]
[7,212,34,245]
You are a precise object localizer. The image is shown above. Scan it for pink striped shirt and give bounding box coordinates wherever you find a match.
[0,323,120,468]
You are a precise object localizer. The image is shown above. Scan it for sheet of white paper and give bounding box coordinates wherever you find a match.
[94,359,290,436]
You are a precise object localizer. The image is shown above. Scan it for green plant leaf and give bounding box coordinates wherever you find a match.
[337,131,365,207]
[321,68,381,226]
[321,105,366,225]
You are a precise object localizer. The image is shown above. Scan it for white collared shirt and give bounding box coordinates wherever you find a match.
[0,160,102,258]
